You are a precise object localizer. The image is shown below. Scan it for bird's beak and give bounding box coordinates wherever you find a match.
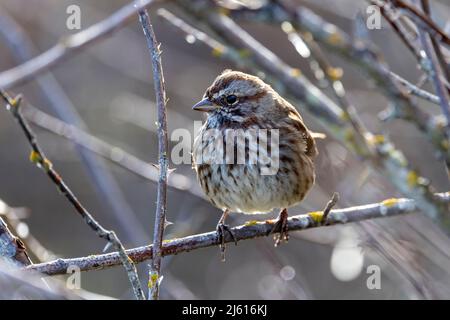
[192,98,217,112]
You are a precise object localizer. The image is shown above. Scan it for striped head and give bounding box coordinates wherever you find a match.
[192,70,276,127]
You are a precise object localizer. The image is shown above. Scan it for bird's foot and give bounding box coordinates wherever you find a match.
[270,208,289,247]
[216,222,237,262]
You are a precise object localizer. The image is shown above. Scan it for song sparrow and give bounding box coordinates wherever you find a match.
[192,70,318,259]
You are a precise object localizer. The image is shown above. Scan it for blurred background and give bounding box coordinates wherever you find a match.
[0,0,449,299]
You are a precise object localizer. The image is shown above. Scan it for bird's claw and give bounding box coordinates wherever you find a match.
[270,209,289,247]
[216,223,237,262]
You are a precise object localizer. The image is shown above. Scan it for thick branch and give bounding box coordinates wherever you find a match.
[25,193,450,276]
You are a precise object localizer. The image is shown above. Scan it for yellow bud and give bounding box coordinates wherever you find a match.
[218,7,230,16]
[43,158,53,171]
[29,150,42,164]
[291,68,302,77]
[326,67,343,81]
[245,220,258,226]
[308,211,324,223]
[407,171,418,187]
[212,47,224,57]
[382,198,398,207]
[327,31,342,45]
[238,49,251,58]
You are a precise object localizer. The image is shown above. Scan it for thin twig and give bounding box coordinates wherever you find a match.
[0,90,145,300]
[420,0,450,82]
[0,0,158,90]
[389,71,440,105]
[138,9,169,300]
[414,0,450,124]
[391,0,450,47]
[371,0,422,61]
[25,193,450,276]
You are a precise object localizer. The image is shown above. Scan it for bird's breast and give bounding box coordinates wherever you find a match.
[193,125,315,213]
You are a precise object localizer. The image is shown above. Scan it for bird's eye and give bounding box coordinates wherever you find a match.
[225,95,238,105]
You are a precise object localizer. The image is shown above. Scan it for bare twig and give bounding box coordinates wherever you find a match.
[391,0,450,47]
[0,91,145,300]
[0,0,158,90]
[371,0,422,61]
[25,193,450,276]
[389,71,440,105]
[138,9,169,300]
[0,216,32,267]
[414,0,450,124]
[420,0,450,81]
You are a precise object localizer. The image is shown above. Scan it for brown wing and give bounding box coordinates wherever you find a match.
[279,98,318,159]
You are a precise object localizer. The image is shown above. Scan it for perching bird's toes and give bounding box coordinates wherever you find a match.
[270,208,289,247]
[216,222,237,261]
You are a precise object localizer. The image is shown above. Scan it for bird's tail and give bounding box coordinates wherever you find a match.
[310,131,327,139]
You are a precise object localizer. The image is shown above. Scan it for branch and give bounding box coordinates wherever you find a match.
[138,9,169,300]
[420,0,450,81]
[0,0,158,90]
[374,0,450,123]
[389,71,440,105]
[414,0,450,124]
[0,216,32,267]
[0,91,145,300]
[372,0,422,61]
[391,0,450,47]
[24,193,450,276]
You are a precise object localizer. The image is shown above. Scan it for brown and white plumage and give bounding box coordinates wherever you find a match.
[192,70,318,253]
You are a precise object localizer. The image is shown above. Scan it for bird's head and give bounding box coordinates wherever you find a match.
[192,70,275,126]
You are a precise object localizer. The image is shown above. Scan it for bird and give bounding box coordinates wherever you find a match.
[192,70,319,260]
